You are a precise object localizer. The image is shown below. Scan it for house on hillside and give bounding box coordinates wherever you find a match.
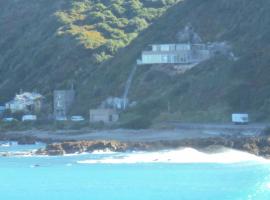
[137,43,211,65]
[5,92,44,113]
[89,109,119,124]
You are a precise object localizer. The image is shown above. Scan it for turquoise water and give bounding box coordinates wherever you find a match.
[0,143,270,200]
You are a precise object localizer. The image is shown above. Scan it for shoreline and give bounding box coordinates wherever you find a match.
[34,135,270,158]
[0,123,269,157]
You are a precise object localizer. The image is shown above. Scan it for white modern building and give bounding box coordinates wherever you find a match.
[137,43,211,65]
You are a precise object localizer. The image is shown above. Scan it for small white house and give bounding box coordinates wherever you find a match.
[90,109,119,124]
[232,113,249,125]
[22,115,37,122]
[5,92,44,113]
[5,100,26,113]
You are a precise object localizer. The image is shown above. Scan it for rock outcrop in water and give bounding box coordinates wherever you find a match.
[36,136,270,158]
[0,133,37,145]
[1,128,270,158]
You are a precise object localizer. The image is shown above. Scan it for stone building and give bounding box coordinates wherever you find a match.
[53,90,75,119]
[89,109,119,124]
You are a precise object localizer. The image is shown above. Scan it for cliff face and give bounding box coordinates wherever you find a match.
[1,0,270,124]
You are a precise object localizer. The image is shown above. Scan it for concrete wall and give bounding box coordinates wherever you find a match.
[141,50,193,64]
[138,43,211,65]
[90,109,119,123]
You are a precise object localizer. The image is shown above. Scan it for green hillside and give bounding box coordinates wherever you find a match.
[79,0,270,125]
[0,0,179,101]
[1,0,270,126]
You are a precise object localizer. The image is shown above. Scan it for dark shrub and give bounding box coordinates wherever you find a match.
[262,127,270,136]
[122,117,152,129]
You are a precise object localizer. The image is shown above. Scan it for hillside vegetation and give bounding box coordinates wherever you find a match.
[1,0,270,126]
[55,0,179,62]
[0,0,179,101]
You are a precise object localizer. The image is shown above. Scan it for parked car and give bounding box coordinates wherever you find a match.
[2,117,17,122]
[232,113,249,125]
[71,116,85,122]
[55,116,68,121]
[22,115,37,122]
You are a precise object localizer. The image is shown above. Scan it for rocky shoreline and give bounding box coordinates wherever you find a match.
[1,128,270,158]
[33,135,270,158]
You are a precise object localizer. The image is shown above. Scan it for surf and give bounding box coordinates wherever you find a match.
[78,148,269,164]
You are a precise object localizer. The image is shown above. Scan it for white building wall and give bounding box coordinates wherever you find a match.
[139,43,211,65]
[142,51,196,64]
[5,102,26,113]
[152,44,176,52]
[176,44,191,51]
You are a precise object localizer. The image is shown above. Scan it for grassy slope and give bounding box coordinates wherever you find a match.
[0,0,92,103]
[88,0,270,124]
[0,0,179,106]
[1,0,270,125]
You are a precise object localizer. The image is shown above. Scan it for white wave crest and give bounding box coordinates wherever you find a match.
[91,149,117,155]
[77,148,269,164]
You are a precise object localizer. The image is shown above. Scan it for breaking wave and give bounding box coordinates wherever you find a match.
[77,148,269,164]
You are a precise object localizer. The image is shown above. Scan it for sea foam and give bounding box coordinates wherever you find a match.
[77,148,269,164]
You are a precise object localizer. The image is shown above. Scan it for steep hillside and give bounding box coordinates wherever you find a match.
[0,0,179,102]
[1,0,270,125]
[80,0,270,124]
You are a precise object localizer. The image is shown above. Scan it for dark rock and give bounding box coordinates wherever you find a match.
[62,142,85,154]
[17,136,36,145]
[45,143,65,156]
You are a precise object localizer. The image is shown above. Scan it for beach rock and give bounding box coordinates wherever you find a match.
[35,148,47,155]
[47,149,65,156]
[62,142,85,154]
[242,143,260,155]
[85,141,128,152]
[17,136,36,145]
[30,134,270,158]
[45,143,65,155]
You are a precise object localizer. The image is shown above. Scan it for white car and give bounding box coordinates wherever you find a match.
[232,113,249,125]
[2,117,17,122]
[71,116,85,122]
[55,116,68,121]
[22,115,37,121]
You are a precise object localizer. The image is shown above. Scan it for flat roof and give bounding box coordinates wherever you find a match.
[142,50,191,55]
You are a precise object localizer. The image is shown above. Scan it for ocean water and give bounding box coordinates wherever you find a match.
[0,143,270,200]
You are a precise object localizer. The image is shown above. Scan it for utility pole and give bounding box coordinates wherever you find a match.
[167,101,171,113]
